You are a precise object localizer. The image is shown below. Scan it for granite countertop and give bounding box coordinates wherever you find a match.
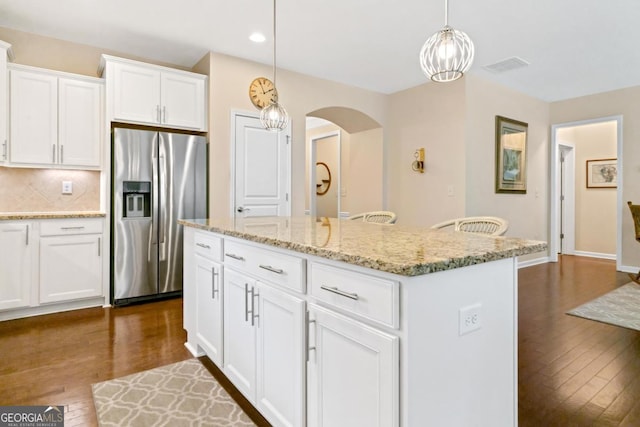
[0,211,106,220]
[179,217,547,276]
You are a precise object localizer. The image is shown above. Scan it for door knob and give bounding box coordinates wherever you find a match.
[237,206,251,213]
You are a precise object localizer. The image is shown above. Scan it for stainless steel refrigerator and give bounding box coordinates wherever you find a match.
[111,127,207,305]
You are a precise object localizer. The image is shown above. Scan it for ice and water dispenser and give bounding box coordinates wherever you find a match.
[123,181,151,218]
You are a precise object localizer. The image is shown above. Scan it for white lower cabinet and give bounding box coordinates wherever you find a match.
[307,303,399,427]
[223,267,306,427]
[196,255,223,366]
[0,222,32,311]
[39,233,102,303]
[39,219,103,304]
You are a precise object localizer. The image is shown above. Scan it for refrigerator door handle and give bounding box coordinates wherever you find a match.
[159,154,167,251]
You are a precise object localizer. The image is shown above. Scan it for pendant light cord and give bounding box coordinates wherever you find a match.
[273,0,277,87]
[444,0,449,26]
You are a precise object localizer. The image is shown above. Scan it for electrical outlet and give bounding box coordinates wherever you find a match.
[62,181,73,195]
[459,303,482,335]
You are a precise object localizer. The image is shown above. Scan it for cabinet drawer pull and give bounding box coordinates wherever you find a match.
[320,285,359,300]
[196,242,211,249]
[225,253,245,261]
[259,264,284,274]
[60,226,85,230]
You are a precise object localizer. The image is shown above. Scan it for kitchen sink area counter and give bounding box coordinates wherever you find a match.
[179,216,546,276]
[181,216,546,427]
[0,211,106,220]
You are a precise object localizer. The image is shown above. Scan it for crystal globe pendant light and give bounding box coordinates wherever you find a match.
[419,0,474,82]
[260,0,290,131]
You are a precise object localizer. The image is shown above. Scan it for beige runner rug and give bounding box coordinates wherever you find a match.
[567,282,640,331]
[92,358,255,426]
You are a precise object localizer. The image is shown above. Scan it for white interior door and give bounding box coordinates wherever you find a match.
[233,112,291,217]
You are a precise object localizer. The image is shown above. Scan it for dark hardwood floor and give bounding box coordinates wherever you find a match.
[0,256,637,426]
[519,255,639,427]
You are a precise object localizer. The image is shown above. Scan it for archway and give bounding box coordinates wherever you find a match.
[305,107,383,218]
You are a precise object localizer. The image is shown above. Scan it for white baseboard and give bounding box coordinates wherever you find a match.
[618,264,638,274]
[0,297,105,322]
[574,250,616,260]
[518,256,550,269]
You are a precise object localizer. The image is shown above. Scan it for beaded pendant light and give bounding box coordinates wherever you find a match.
[419,0,475,82]
[260,0,290,131]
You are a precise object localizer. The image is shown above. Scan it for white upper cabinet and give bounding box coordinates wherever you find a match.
[58,77,103,167]
[102,55,207,131]
[9,65,103,169]
[0,40,13,164]
[9,68,58,165]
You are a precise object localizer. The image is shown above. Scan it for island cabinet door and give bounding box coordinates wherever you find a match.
[195,255,223,366]
[223,267,258,402]
[307,303,399,427]
[256,281,306,427]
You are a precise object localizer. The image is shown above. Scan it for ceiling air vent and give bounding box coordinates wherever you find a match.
[483,57,529,73]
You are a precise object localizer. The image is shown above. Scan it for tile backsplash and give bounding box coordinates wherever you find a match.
[0,167,101,212]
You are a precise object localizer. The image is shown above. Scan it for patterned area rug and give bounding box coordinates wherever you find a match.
[567,282,640,331]
[92,358,255,426]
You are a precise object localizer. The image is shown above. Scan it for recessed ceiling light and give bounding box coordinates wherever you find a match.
[249,32,266,43]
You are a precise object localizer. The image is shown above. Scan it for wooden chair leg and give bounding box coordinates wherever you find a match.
[628,270,640,284]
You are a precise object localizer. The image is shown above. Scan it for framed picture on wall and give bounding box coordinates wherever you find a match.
[495,115,528,194]
[586,158,617,188]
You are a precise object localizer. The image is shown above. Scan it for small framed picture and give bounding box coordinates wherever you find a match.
[495,116,528,194]
[586,158,617,188]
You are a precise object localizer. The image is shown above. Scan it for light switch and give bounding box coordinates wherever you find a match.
[62,181,73,195]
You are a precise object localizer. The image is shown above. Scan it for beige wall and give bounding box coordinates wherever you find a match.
[464,75,550,243]
[346,127,384,215]
[558,122,617,255]
[0,26,189,77]
[387,79,467,227]
[205,52,388,217]
[315,134,340,217]
[550,88,637,267]
[0,26,192,213]
[305,124,383,217]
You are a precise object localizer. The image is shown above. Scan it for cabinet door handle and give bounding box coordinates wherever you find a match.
[244,283,250,322]
[98,237,101,256]
[2,139,6,160]
[52,144,56,163]
[259,264,284,274]
[225,253,245,261]
[25,225,29,246]
[162,106,166,123]
[320,285,359,300]
[60,145,64,164]
[61,226,85,230]
[196,242,211,249]
[156,105,161,123]
[307,312,316,363]
[251,287,259,327]
[211,267,219,299]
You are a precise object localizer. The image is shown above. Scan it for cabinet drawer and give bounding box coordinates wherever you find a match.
[194,231,222,262]
[310,262,399,329]
[40,218,103,236]
[224,239,306,293]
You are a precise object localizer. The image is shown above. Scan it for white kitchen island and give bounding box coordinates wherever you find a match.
[179,216,547,427]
